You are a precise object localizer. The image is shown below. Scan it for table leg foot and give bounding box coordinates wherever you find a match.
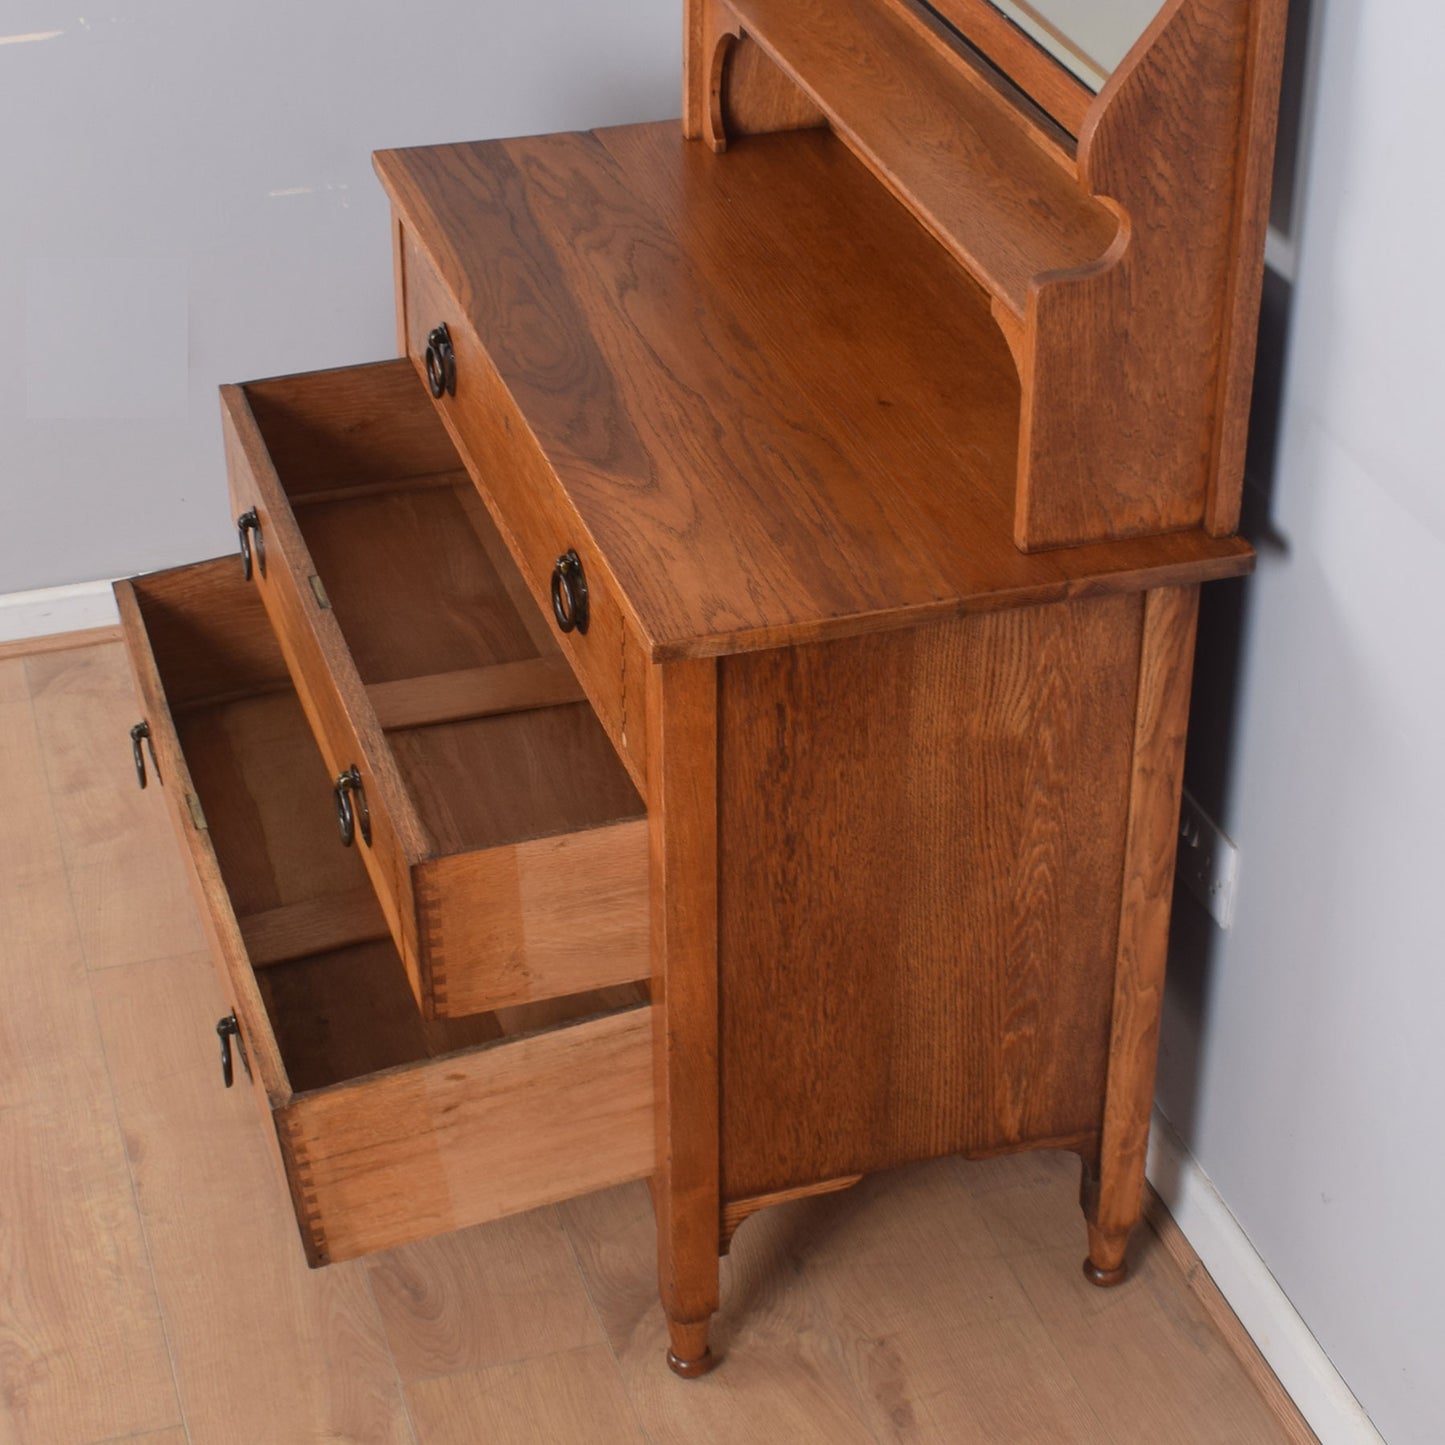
[665,1318,715,1378]
[1083,1223,1130,1287]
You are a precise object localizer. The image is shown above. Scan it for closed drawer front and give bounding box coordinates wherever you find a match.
[115,559,654,1266]
[397,227,649,795]
[220,359,648,1020]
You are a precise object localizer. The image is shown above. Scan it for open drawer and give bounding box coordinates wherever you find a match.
[115,559,655,1266]
[218,359,648,1019]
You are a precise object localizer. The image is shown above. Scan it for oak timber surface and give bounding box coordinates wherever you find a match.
[374,122,1252,661]
[721,0,1113,304]
[719,595,1139,1197]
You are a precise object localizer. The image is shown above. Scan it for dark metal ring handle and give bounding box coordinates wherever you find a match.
[217,1013,241,1089]
[237,508,266,581]
[551,549,589,635]
[333,765,372,848]
[425,324,457,399]
[130,720,160,789]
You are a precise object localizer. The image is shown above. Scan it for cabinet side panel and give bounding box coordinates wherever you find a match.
[718,595,1143,1200]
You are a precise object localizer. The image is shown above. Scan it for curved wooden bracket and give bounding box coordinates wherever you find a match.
[706,23,740,153]
[688,0,828,155]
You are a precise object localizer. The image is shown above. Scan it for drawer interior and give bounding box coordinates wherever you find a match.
[131,562,647,1094]
[239,362,644,858]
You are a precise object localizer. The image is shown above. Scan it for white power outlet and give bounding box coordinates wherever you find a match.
[1176,789,1239,930]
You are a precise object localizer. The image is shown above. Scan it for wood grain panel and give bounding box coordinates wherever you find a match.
[645,658,722,1372]
[295,472,537,685]
[366,657,584,730]
[236,359,461,496]
[720,31,828,141]
[423,819,648,1017]
[1087,584,1199,1273]
[397,222,649,794]
[283,1006,655,1265]
[239,884,388,968]
[1018,0,1261,547]
[723,0,1113,313]
[254,940,507,1096]
[393,703,642,857]
[1207,0,1290,534]
[719,596,1142,1199]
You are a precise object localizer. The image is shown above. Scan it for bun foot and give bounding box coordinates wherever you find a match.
[665,1317,715,1378]
[1083,1255,1129,1287]
[666,1346,715,1378]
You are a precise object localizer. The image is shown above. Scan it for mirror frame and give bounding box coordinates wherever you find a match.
[923,0,1099,133]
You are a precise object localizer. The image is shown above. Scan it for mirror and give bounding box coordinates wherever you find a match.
[987,1,1166,90]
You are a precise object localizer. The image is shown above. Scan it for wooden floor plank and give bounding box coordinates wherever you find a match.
[0,656,182,1445]
[0,681,109,1111]
[788,1163,1114,1443]
[406,1346,645,1445]
[559,1182,881,1445]
[24,642,207,970]
[90,954,414,1445]
[0,655,29,702]
[0,1097,182,1445]
[93,1431,190,1445]
[0,623,123,664]
[1008,1240,1294,1443]
[367,1209,606,1382]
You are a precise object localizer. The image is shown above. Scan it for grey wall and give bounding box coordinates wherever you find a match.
[1159,1,1445,1441]
[0,0,678,594]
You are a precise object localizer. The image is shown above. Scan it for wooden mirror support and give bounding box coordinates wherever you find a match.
[685,0,1288,551]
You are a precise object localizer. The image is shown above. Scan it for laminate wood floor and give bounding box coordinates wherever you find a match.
[0,637,1314,1445]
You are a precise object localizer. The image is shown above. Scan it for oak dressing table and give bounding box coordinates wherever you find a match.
[116,0,1286,1375]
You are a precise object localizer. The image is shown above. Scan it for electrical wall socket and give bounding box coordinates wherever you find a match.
[1177,789,1239,930]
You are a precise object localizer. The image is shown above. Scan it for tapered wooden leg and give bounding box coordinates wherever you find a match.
[1078,1156,1133,1285]
[1083,587,1200,1289]
[648,658,721,1377]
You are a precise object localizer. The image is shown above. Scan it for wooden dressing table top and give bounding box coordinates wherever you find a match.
[375,122,1252,663]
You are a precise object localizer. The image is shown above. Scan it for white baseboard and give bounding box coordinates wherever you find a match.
[1147,1110,1383,1445]
[0,579,121,644]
